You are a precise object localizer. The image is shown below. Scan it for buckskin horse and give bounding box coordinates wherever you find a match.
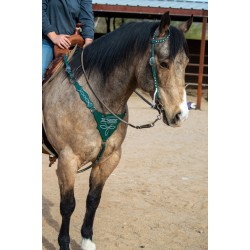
[42,12,193,250]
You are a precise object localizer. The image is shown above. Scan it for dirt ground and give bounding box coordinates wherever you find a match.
[42,92,208,250]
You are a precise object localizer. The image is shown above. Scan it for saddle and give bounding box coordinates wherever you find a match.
[42,34,84,85]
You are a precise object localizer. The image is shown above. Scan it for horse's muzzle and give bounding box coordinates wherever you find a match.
[162,110,184,127]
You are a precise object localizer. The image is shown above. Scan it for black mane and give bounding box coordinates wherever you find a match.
[71,21,189,81]
[83,22,158,81]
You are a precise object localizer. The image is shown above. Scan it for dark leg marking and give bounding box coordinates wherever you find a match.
[58,190,76,250]
[81,184,104,240]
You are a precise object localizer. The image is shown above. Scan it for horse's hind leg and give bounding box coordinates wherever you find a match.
[56,150,78,250]
[81,148,121,250]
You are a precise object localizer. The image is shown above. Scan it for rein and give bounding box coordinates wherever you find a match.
[80,51,163,129]
[79,28,171,130]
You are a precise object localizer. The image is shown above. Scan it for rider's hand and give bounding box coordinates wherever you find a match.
[47,32,71,49]
[83,38,93,48]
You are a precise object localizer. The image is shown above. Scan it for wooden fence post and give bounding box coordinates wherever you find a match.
[197,16,207,109]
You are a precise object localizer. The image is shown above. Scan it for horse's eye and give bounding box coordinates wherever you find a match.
[159,62,169,69]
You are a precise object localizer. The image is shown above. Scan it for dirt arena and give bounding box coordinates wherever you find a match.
[42,92,208,250]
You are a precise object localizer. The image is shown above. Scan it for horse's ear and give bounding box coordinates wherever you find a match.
[179,15,193,33]
[158,12,171,37]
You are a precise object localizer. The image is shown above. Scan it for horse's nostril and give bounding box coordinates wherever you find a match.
[174,112,181,123]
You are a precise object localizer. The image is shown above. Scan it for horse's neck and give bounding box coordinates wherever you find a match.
[89,68,137,113]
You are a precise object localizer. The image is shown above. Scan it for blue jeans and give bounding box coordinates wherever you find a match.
[42,39,54,78]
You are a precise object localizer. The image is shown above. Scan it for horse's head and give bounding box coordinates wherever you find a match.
[138,12,193,127]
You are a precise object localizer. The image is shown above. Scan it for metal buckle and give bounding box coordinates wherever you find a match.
[149,57,155,66]
[155,102,164,113]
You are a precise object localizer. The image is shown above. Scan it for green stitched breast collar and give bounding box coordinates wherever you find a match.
[63,55,125,172]
[73,81,126,142]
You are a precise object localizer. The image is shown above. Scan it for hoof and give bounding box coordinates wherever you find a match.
[81,238,96,250]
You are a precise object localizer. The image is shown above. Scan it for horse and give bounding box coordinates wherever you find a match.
[42,12,193,250]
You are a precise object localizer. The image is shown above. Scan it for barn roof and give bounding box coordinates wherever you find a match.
[93,0,208,11]
[93,0,208,21]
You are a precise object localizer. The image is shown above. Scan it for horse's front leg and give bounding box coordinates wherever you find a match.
[81,148,121,250]
[56,150,78,250]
